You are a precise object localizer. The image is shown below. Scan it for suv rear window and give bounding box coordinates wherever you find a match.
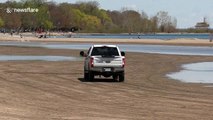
[91,47,119,56]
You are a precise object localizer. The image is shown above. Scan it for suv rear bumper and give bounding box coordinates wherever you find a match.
[88,67,124,73]
[85,67,124,77]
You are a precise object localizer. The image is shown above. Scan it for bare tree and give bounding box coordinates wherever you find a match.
[150,16,158,33]
[156,11,177,32]
[121,9,142,33]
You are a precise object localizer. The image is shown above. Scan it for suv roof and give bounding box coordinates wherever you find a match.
[93,45,117,48]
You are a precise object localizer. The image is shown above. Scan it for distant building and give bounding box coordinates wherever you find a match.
[195,18,210,29]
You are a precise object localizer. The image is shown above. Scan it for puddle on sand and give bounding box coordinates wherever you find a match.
[167,62,213,83]
[0,55,80,61]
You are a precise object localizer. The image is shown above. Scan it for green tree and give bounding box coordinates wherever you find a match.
[0,0,178,33]
[97,9,111,24]
[76,1,99,15]
[36,5,53,30]
[97,9,112,32]
[52,3,74,29]
[20,0,53,30]
[0,17,4,27]
[82,15,101,32]
[21,0,38,30]
[44,20,53,30]
[76,1,112,32]
[21,0,47,7]
[72,8,86,29]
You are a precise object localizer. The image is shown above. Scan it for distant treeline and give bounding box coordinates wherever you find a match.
[0,0,208,33]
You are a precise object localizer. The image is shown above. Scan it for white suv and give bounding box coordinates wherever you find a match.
[80,45,125,82]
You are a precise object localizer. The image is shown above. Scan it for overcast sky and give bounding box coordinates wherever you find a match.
[1,0,213,28]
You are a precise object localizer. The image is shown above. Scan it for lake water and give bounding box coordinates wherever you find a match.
[1,42,213,56]
[167,62,213,84]
[49,33,211,40]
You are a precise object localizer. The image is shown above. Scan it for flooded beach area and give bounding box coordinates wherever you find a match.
[1,40,213,84]
[0,41,213,119]
[1,41,213,56]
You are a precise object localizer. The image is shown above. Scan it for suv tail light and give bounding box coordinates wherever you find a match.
[122,57,125,67]
[90,57,94,67]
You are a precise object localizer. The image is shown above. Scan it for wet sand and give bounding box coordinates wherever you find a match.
[0,46,213,119]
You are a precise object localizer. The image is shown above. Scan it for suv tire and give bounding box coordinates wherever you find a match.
[118,72,125,82]
[84,71,89,81]
[88,72,94,81]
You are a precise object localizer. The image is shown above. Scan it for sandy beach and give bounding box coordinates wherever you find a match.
[1,33,213,46]
[0,35,213,119]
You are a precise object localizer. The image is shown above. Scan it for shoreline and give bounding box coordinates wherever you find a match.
[1,33,213,46]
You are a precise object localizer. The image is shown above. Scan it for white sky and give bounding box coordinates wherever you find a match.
[1,0,213,28]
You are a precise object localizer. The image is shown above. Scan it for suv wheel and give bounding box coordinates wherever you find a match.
[84,71,89,81]
[118,72,125,82]
[88,72,94,81]
[113,75,118,81]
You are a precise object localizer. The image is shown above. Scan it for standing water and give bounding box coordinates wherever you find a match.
[167,62,213,83]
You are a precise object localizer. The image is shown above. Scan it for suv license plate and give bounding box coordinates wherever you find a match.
[103,68,111,72]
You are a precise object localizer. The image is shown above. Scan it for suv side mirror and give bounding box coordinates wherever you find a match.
[80,51,85,57]
[121,51,125,56]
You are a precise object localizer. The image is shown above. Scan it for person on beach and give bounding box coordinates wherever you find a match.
[209,32,213,42]
[10,31,13,36]
[137,33,141,39]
